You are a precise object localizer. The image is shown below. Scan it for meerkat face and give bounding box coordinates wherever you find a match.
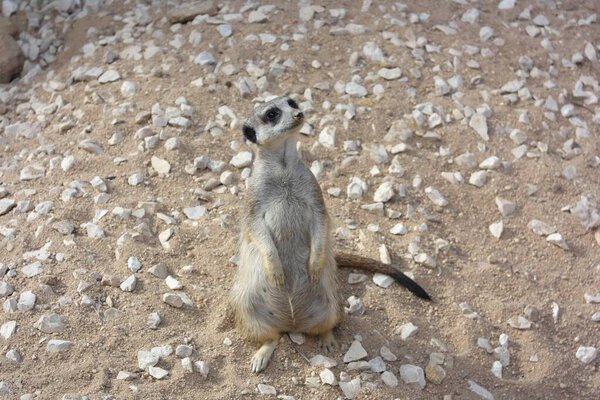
[242,96,304,146]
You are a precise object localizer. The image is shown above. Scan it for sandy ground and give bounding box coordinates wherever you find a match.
[1,0,599,399]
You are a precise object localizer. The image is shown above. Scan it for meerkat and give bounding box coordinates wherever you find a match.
[229,96,431,373]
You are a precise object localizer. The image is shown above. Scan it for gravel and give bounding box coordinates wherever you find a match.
[1,1,599,398]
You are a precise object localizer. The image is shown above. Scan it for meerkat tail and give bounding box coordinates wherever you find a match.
[334,252,432,301]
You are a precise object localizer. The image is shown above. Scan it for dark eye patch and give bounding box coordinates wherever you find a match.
[287,98,299,109]
[263,107,281,125]
[243,124,257,143]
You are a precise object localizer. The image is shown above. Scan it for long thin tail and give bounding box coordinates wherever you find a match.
[335,252,432,301]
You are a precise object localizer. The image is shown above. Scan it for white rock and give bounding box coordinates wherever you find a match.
[183,205,206,220]
[0,199,16,216]
[390,223,408,235]
[363,41,385,62]
[148,312,161,329]
[98,69,120,83]
[257,384,276,395]
[491,360,503,378]
[344,340,368,363]
[162,293,183,308]
[498,0,516,10]
[480,26,494,42]
[584,42,598,64]
[380,346,397,361]
[400,364,426,389]
[230,151,253,168]
[381,371,398,387]
[398,322,419,340]
[507,316,531,330]
[339,378,361,399]
[576,346,598,364]
[469,114,489,141]
[455,152,478,168]
[116,371,134,380]
[373,273,394,288]
[527,219,556,236]
[120,275,136,292]
[47,339,73,353]
[128,173,144,186]
[120,81,137,97]
[309,354,337,368]
[20,164,46,181]
[319,368,337,385]
[495,197,516,216]
[151,156,171,175]
[345,82,367,97]
[22,261,43,277]
[373,181,394,202]
[489,221,504,239]
[138,350,160,369]
[468,380,494,399]
[194,360,209,377]
[425,187,448,206]
[194,51,215,65]
[165,275,183,290]
[547,232,569,250]
[347,177,367,200]
[469,171,487,187]
[584,293,600,304]
[34,314,67,334]
[479,156,501,170]
[128,256,142,272]
[319,126,336,148]
[149,366,169,379]
[1,321,17,339]
[17,290,37,311]
[414,253,436,268]
[378,67,402,80]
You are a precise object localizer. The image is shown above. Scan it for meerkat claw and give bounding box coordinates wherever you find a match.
[251,340,278,373]
[318,331,338,352]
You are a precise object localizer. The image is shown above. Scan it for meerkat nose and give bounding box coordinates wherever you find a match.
[293,111,304,120]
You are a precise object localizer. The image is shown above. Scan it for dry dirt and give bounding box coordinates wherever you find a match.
[1,0,599,399]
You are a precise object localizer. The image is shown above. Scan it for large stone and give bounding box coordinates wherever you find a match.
[168,1,218,24]
[35,314,67,333]
[0,32,24,83]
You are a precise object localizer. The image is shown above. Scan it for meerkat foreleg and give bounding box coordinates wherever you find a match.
[245,223,285,287]
[308,215,330,283]
[251,337,279,373]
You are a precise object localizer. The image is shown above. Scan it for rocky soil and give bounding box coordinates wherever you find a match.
[1,0,599,399]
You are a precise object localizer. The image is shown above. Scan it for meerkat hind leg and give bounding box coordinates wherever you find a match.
[318,330,338,352]
[251,338,279,373]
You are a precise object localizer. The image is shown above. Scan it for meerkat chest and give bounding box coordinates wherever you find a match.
[255,173,315,239]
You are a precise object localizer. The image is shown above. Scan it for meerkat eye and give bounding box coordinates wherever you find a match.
[287,99,299,109]
[264,108,281,123]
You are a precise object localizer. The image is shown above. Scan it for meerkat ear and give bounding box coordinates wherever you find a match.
[243,124,257,144]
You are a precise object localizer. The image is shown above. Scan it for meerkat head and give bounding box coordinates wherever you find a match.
[242,96,304,146]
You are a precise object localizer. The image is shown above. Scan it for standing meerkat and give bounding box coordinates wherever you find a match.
[230,96,431,373]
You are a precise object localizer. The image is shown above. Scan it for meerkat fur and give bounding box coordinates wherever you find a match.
[230,96,430,373]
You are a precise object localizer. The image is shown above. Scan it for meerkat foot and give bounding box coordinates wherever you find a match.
[318,331,338,352]
[250,339,278,373]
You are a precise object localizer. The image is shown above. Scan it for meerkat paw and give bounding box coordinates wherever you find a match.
[308,256,326,283]
[318,331,338,352]
[264,254,285,287]
[265,263,285,287]
[250,339,278,373]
